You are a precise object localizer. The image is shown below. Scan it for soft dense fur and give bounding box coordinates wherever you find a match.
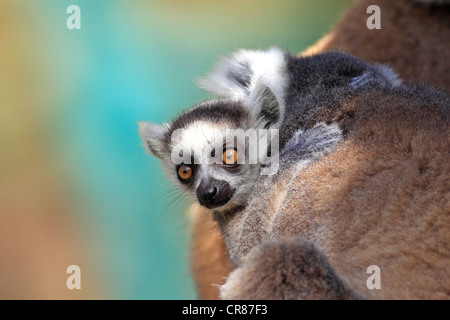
[216,84,449,299]
[220,238,363,300]
[189,0,450,300]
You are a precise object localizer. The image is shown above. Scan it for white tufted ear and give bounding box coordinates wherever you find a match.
[138,121,170,159]
[198,47,289,104]
[245,79,284,129]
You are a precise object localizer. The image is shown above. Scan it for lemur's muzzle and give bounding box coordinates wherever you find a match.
[196,179,235,209]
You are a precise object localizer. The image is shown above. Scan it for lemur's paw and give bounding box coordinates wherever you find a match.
[198,47,289,104]
[220,237,363,300]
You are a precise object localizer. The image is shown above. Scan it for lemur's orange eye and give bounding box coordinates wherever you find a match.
[223,149,238,165]
[178,165,192,180]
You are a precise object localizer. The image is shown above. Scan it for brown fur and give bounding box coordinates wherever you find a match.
[221,238,363,300]
[189,0,450,299]
[304,0,450,91]
[217,85,449,299]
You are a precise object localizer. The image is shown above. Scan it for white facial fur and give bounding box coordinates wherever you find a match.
[166,120,264,211]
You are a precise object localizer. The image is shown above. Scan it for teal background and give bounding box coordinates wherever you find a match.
[0,0,353,299]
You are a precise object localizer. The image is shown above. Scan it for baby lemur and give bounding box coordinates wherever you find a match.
[139,48,400,213]
[139,48,449,299]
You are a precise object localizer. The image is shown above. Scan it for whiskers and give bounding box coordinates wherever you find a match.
[145,186,191,223]
[159,192,188,223]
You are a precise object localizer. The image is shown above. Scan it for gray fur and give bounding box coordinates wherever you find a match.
[138,121,170,159]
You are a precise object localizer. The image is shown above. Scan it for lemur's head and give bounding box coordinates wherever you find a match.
[138,50,286,211]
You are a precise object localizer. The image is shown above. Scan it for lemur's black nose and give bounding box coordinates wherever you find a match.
[196,179,235,209]
[204,186,218,199]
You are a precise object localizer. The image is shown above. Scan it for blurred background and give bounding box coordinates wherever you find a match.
[0,0,353,299]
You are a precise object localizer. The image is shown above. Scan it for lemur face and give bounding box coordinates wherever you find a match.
[139,48,288,211]
[139,97,282,211]
[168,121,261,210]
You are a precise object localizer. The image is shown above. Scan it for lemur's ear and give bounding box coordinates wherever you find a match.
[350,64,402,89]
[138,121,169,159]
[198,47,288,102]
[246,80,283,129]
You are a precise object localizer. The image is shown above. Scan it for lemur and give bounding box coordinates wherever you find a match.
[140,47,450,299]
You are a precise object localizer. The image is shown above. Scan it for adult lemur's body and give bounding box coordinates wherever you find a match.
[214,70,449,300]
